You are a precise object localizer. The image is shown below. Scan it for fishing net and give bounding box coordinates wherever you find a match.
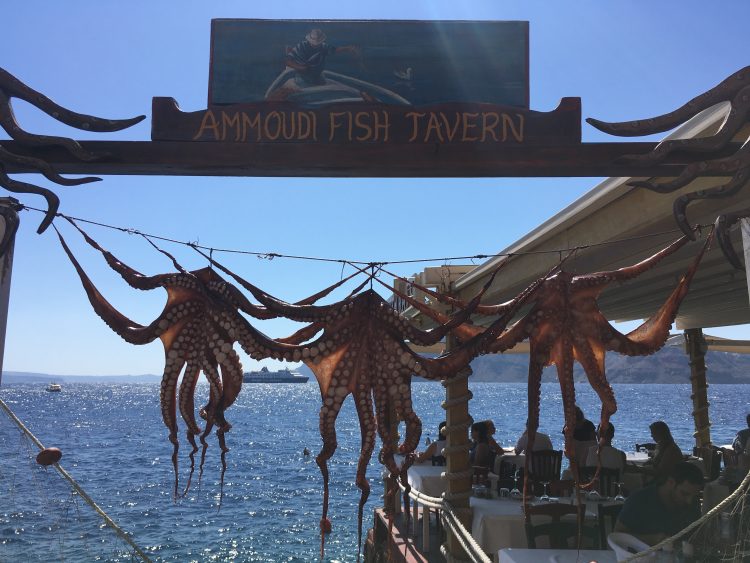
[0,397,151,562]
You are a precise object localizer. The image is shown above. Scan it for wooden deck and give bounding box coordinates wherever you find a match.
[364,507,446,563]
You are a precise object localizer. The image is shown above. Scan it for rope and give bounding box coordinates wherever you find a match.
[18,204,711,268]
[0,397,153,563]
[442,500,493,563]
[623,468,750,561]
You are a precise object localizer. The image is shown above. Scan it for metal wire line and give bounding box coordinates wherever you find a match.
[19,203,707,268]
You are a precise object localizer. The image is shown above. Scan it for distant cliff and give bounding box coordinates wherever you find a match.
[468,346,749,384]
[3,345,748,385]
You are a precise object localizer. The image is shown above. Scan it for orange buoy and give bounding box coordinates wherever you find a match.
[36,447,62,466]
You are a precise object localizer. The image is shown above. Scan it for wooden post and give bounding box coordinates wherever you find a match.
[440,331,475,562]
[684,328,712,448]
[0,198,20,387]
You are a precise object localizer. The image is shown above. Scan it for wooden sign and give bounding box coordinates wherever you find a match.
[208,19,529,108]
[151,20,581,146]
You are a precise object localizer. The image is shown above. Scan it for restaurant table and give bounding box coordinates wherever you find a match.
[407,464,447,498]
[494,452,526,475]
[703,478,732,514]
[470,496,610,557]
[498,547,617,562]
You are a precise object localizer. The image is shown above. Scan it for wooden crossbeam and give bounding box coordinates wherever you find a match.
[1,140,742,178]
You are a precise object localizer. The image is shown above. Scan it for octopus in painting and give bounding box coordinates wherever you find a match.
[199,253,547,557]
[389,231,713,489]
[0,67,144,233]
[587,66,749,265]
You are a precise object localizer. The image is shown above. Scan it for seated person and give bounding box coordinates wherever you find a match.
[572,405,597,442]
[482,419,505,455]
[416,421,446,464]
[585,422,626,474]
[470,421,494,469]
[614,462,703,545]
[515,422,553,454]
[732,413,750,454]
[643,421,684,482]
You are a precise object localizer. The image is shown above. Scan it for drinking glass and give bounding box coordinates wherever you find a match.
[614,481,626,502]
[540,480,550,502]
[510,470,522,499]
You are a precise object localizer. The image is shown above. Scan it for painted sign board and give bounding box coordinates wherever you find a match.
[208,19,529,108]
[151,20,582,146]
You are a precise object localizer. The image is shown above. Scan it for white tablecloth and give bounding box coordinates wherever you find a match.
[498,548,617,562]
[495,453,526,475]
[470,497,604,556]
[407,464,446,498]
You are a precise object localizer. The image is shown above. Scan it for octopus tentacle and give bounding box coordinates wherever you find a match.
[606,232,713,355]
[523,338,551,501]
[573,233,692,289]
[353,382,376,561]
[55,228,171,344]
[586,66,750,137]
[315,388,348,555]
[0,165,60,234]
[160,354,185,498]
[197,360,224,484]
[193,246,370,319]
[178,360,202,495]
[65,218,174,289]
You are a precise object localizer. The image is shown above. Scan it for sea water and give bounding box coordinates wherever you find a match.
[0,381,747,562]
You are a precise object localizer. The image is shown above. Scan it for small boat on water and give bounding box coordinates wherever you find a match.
[45,383,62,392]
[243,367,309,384]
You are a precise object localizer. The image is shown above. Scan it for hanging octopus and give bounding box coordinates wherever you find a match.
[587,66,750,249]
[199,253,546,558]
[0,67,145,233]
[56,218,364,500]
[389,232,712,490]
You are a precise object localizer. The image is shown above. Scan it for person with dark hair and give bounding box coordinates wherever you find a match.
[572,406,597,441]
[482,420,505,455]
[732,413,750,453]
[470,421,494,469]
[515,421,553,454]
[644,420,684,481]
[585,422,626,473]
[615,462,704,545]
[416,421,447,464]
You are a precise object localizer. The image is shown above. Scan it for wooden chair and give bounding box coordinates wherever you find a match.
[597,503,623,549]
[693,446,721,480]
[528,450,563,495]
[548,479,574,498]
[580,466,621,497]
[473,466,490,486]
[431,454,446,466]
[524,502,597,549]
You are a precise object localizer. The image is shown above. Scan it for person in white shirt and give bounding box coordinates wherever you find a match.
[416,421,446,464]
[515,423,554,454]
[585,422,626,473]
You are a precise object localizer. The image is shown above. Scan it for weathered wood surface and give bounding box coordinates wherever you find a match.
[1,140,742,178]
[152,97,581,145]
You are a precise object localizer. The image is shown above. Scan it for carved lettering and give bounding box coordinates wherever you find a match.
[503,113,524,142]
[461,112,479,142]
[405,112,426,142]
[192,110,221,141]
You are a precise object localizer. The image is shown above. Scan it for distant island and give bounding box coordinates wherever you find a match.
[3,346,748,385]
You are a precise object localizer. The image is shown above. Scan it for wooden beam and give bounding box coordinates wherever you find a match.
[0,140,742,178]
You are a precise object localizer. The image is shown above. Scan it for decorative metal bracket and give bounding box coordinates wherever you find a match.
[0,67,145,233]
[587,66,750,267]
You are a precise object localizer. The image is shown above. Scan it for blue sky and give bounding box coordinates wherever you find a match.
[2,1,749,375]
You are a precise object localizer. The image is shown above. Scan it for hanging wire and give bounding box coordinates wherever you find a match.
[19,204,710,269]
